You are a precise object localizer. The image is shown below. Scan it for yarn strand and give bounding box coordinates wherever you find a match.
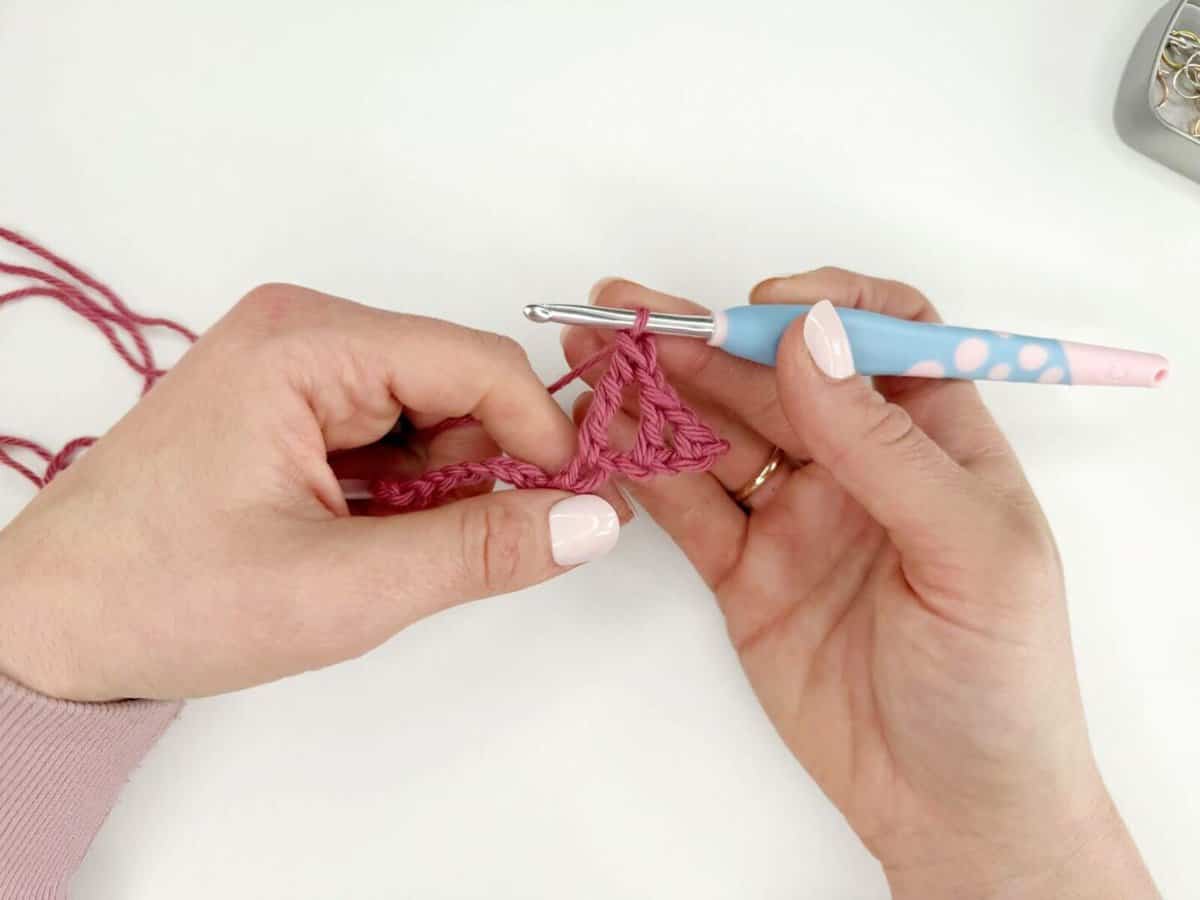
[0,228,197,488]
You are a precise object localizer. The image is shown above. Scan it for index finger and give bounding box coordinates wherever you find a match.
[750,268,1010,468]
[384,317,580,474]
[332,308,633,517]
[224,285,588,490]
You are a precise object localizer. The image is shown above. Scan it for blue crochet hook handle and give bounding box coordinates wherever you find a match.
[524,303,1169,388]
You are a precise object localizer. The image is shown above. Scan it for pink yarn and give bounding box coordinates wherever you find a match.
[371,309,730,510]
[0,229,728,506]
[0,227,196,489]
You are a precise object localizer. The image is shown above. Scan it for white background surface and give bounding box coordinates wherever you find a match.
[1,1,1197,897]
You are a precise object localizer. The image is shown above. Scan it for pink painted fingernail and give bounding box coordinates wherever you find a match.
[549,495,620,566]
[803,300,856,379]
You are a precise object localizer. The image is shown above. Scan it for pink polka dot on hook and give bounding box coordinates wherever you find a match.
[905,360,945,378]
[954,338,988,373]
[1018,344,1048,370]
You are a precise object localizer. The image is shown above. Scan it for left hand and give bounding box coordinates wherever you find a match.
[0,283,627,702]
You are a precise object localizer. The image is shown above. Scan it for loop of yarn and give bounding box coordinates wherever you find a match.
[1,228,728,506]
[370,309,731,510]
[0,227,197,488]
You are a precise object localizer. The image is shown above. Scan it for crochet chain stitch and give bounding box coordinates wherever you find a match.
[0,228,728,505]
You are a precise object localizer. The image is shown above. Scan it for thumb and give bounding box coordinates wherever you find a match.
[776,300,988,557]
[342,489,621,612]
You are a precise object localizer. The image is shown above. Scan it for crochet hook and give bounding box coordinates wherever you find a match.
[523,303,1170,388]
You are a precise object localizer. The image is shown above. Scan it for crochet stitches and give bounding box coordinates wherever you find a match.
[370,309,730,510]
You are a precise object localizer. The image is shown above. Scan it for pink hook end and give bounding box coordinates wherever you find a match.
[1062,342,1170,388]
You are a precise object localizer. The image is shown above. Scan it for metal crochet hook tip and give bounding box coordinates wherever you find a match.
[523,303,716,339]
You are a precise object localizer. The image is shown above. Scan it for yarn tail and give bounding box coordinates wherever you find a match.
[0,228,196,489]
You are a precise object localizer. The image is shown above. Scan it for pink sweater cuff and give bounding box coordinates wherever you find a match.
[0,675,179,899]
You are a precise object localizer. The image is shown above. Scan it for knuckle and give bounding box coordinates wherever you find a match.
[592,279,641,308]
[883,277,940,321]
[887,276,922,298]
[495,333,529,364]
[666,333,721,383]
[231,283,327,338]
[807,266,875,311]
[748,276,782,302]
[235,282,300,317]
[753,268,848,304]
[474,329,529,366]
[963,501,1062,609]
[462,500,530,595]
[227,285,359,370]
[1002,547,1061,615]
[860,400,918,454]
[825,398,921,475]
[1010,533,1051,579]
[811,265,854,280]
[998,506,1057,571]
[838,271,876,309]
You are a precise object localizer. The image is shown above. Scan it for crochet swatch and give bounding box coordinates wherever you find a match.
[370,309,729,510]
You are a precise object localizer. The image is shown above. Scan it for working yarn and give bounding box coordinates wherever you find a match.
[0,228,728,504]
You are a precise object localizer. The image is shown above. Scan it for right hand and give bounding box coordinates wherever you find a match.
[564,269,1158,899]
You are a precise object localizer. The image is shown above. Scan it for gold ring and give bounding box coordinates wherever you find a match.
[732,446,786,507]
[1164,30,1200,70]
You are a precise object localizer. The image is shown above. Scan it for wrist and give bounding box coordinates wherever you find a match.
[0,519,86,700]
[884,792,1158,900]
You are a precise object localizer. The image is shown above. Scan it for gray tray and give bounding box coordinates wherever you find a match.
[1116,1,1200,183]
